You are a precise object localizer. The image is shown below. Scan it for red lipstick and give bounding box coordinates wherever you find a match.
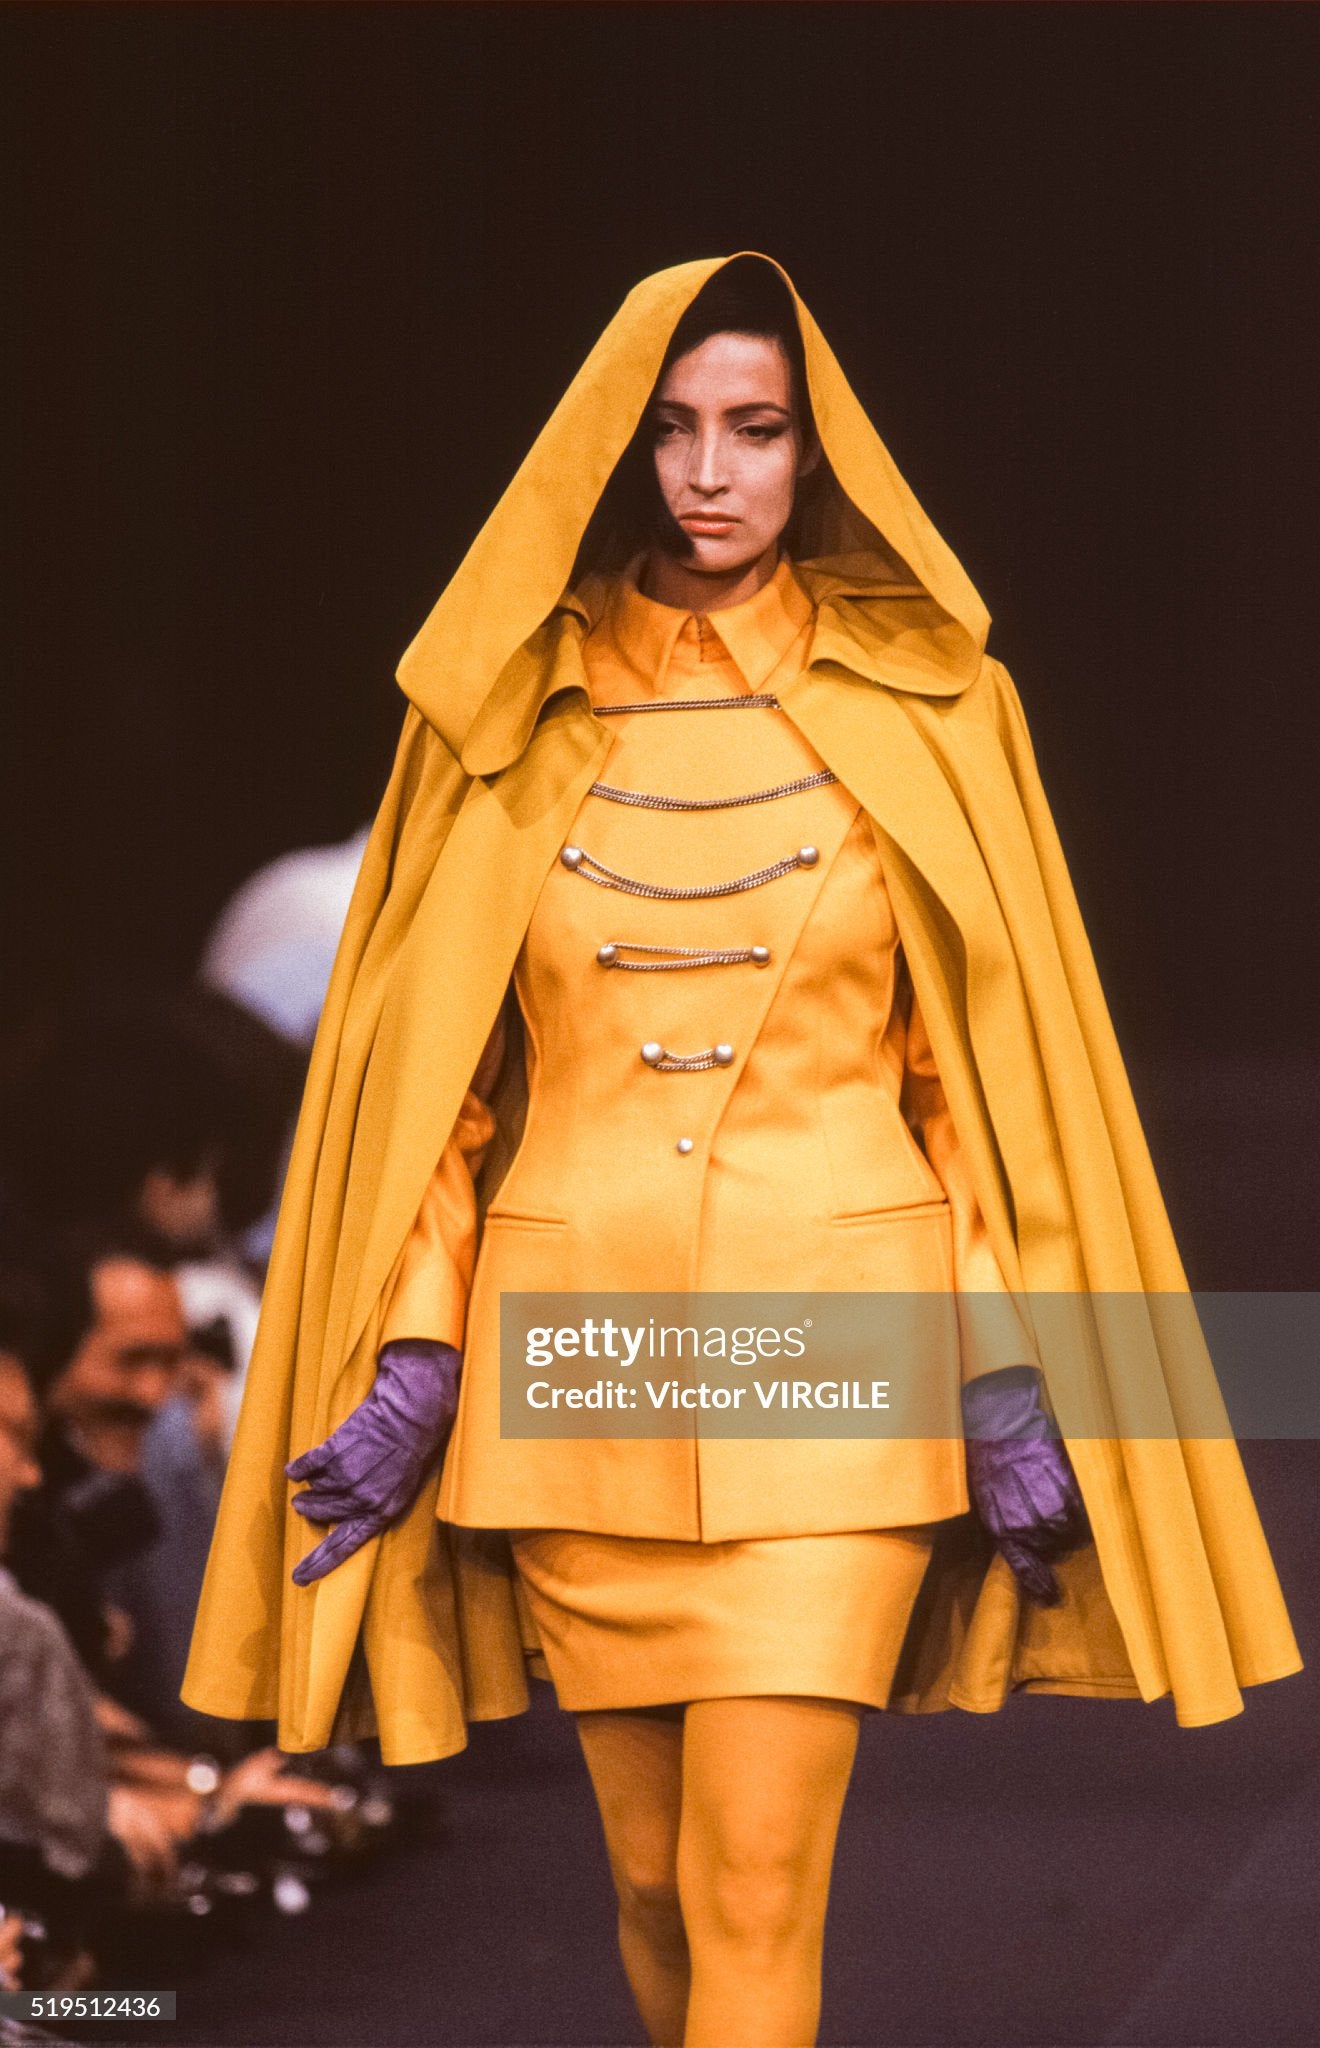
[679,514,738,535]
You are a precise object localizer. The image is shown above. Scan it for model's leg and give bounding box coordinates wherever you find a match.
[677,1695,863,2048]
[574,1705,691,2047]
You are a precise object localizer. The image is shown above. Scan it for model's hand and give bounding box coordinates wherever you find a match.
[962,1365,1090,1606]
[285,1339,461,1585]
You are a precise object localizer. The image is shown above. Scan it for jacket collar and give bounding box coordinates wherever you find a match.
[457,554,982,777]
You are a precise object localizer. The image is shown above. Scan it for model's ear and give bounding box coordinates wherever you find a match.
[797,430,823,479]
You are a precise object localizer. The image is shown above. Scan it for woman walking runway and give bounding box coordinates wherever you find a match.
[184,252,1301,2047]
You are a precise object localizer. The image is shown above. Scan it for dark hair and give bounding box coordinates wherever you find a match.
[0,981,303,1241]
[574,256,822,578]
[10,1223,176,1403]
[661,258,812,430]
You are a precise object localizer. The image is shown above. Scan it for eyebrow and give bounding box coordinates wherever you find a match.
[652,400,792,421]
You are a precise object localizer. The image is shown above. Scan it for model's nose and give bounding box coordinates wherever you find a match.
[689,431,728,494]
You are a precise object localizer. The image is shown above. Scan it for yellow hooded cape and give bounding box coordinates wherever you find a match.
[183,254,1301,1761]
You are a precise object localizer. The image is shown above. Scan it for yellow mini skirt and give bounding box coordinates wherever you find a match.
[507,1525,937,1713]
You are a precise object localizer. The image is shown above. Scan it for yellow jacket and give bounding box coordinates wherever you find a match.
[382,553,1038,1539]
[182,253,1302,1760]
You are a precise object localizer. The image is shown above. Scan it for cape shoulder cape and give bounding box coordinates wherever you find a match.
[183,255,1301,1760]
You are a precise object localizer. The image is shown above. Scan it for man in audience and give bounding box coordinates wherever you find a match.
[44,1239,187,1476]
[103,1311,242,1750]
[9,1230,185,1681]
[5,1238,337,1901]
[0,984,299,1422]
[0,1308,107,1870]
[0,1293,112,1990]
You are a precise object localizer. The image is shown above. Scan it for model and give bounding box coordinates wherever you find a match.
[184,253,1302,2048]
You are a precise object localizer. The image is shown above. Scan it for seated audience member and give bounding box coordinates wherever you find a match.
[6,1239,337,1897]
[1,1221,238,1762]
[18,1229,236,1750]
[0,1292,114,1989]
[104,1317,244,1751]
[9,1229,185,1683]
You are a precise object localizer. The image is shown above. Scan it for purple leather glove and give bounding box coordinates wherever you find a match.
[962,1365,1091,1607]
[285,1339,461,1586]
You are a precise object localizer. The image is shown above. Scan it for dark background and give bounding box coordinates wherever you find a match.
[5,20,1319,2046]
[3,5,1317,1050]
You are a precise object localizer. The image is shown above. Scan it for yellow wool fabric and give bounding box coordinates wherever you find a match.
[183,253,1301,1761]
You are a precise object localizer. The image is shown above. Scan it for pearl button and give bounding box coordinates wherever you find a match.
[676,1137,694,1155]
[641,1041,665,1067]
[713,1043,735,1066]
[797,845,819,868]
[560,845,584,869]
[597,942,618,965]
[751,945,770,966]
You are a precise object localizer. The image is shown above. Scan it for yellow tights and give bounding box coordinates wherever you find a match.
[574,1695,863,2048]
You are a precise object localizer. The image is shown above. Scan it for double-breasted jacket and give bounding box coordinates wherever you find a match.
[376,557,1037,1543]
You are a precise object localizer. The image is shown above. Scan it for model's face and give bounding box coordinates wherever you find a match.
[649,332,814,582]
[47,1257,186,1473]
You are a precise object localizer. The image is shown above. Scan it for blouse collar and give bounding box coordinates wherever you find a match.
[598,553,815,694]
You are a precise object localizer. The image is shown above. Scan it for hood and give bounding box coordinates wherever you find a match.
[396,253,991,775]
